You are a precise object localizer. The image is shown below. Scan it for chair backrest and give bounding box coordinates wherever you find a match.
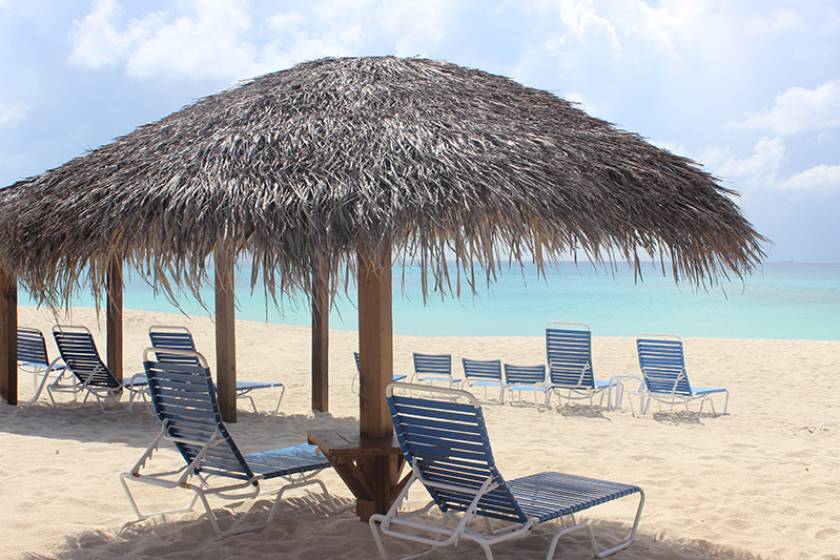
[387,383,526,523]
[142,348,253,481]
[462,358,502,381]
[353,352,361,373]
[546,322,594,388]
[504,364,546,385]
[148,326,202,367]
[52,326,120,387]
[17,327,49,367]
[636,335,692,395]
[413,353,452,378]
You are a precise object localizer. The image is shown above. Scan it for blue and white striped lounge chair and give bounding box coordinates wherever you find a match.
[51,325,149,411]
[545,322,611,410]
[636,335,729,416]
[120,348,332,538]
[17,327,67,405]
[462,358,504,403]
[351,352,407,395]
[149,325,285,414]
[411,353,461,388]
[503,364,546,406]
[370,383,645,559]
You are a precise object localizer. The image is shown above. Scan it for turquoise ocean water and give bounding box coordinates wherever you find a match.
[19,262,840,340]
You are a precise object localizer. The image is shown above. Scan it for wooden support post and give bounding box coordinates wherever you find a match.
[214,245,237,422]
[356,244,398,520]
[106,258,123,382]
[311,255,329,413]
[0,267,17,405]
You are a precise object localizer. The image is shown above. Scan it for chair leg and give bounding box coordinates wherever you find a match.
[272,385,286,414]
[119,473,200,522]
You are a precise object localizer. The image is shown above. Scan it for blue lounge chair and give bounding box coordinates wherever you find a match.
[351,352,407,394]
[17,327,67,405]
[120,348,331,538]
[545,322,611,410]
[51,325,149,411]
[148,325,285,414]
[636,335,729,416]
[503,363,546,406]
[462,358,504,403]
[411,353,461,388]
[370,383,644,559]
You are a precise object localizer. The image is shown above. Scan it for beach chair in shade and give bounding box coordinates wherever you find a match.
[370,383,645,560]
[148,325,285,414]
[545,322,611,410]
[16,327,67,405]
[635,335,729,416]
[120,348,332,538]
[350,352,407,394]
[51,325,149,411]
[411,353,461,388]
[462,358,504,403]
[503,364,546,406]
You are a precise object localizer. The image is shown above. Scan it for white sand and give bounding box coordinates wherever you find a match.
[1,307,838,560]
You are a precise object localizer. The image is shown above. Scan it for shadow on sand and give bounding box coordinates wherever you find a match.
[0,401,360,450]
[22,498,763,560]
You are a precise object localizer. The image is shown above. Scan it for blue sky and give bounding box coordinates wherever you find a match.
[1,0,839,262]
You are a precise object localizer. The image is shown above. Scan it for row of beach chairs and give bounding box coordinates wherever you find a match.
[358,322,729,416]
[123,347,645,558]
[15,325,285,413]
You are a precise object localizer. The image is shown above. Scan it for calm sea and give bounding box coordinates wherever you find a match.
[19,262,840,340]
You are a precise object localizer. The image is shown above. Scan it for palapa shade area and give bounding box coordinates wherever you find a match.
[0,57,763,514]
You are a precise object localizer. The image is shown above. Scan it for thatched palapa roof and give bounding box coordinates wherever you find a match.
[0,56,763,304]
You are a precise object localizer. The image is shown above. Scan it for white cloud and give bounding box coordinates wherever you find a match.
[745,9,805,35]
[650,139,689,157]
[781,164,840,193]
[732,79,840,135]
[68,0,457,83]
[0,102,28,126]
[564,91,598,115]
[699,137,786,188]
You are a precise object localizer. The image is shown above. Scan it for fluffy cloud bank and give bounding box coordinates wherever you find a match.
[69,0,456,82]
[782,164,840,194]
[733,79,840,135]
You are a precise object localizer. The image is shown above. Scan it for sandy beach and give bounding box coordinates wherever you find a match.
[1,306,838,560]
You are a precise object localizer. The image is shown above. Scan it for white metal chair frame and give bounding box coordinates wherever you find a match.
[544,360,610,411]
[120,348,331,538]
[632,334,730,417]
[19,357,66,405]
[149,325,286,414]
[370,383,645,560]
[49,325,148,412]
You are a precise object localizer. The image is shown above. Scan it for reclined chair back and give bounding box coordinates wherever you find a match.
[546,322,594,388]
[462,358,502,381]
[148,326,202,367]
[387,384,527,523]
[18,327,50,368]
[142,348,254,481]
[53,326,120,388]
[413,353,452,377]
[504,364,545,385]
[636,335,692,395]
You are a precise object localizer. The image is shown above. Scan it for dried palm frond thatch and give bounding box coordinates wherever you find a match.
[0,56,763,306]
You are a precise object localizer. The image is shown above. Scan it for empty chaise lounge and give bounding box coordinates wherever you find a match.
[370,383,645,559]
[51,325,149,411]
[635,334,729,416]
[121,348,332,538]
[16,326,67,405]
[545,322,611,411]
[149,325,285,413]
